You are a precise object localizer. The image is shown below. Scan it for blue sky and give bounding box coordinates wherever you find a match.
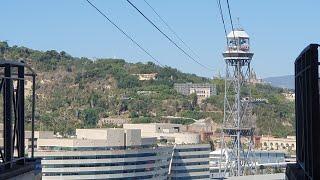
[0,0,319,78]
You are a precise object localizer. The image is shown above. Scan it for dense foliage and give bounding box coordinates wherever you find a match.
[0,41,295,137]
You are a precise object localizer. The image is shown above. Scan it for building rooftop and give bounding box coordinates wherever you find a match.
[227,29,250,38]
[124,123,200,144]
[35,128,157,148]
[226,173,284,180]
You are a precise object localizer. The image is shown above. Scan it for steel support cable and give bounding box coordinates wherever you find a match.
[226,0,236,40]
[143,0,201,60]
[126,0,213,72]
[85,0,163,67]
[216,0,229,46]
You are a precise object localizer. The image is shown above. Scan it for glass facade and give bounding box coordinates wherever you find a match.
[43,160,157,168]
[171,168,210,173]
[41,152,157,160]
[37,143,210,179]
[172,161,209,166]
[39,145,154,151]
[170,145,210,179]
[174,154,209,159]
[38,146,172,179]
[43,166,169,176]
[175,147,211,152]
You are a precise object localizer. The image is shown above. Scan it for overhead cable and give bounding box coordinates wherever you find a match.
[126,0,214,71]
[226,0,236,39]
[85,0,163,66]
[216,0,229,46]
[143,0,200,59]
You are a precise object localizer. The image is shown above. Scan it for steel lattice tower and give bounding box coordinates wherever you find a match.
[219,28,256,177]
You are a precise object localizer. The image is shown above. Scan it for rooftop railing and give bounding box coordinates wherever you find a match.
[289,44,320,180]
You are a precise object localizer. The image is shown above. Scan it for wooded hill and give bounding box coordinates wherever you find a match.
[0,41,295,137]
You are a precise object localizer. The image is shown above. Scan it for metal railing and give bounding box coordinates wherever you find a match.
[0,61,37,171]
[294,44,320,180]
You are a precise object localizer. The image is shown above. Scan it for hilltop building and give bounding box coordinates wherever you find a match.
[174,83,216,101]
[282,92,295,101]
[132,73,158,81]
[248,69,264,84]
[260,136,296,151]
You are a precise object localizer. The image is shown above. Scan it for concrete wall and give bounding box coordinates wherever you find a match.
[123,124,157,134]
[155,123,182,133]
[141,137,157,146]
[174,133,200,144]
[123,123,182,135]
[76,128,125,146]
[36,128,155,149]
[106,129,125,146]
[125,129,141,146]
[37,138,110,148]
[76,129,108,140]
[25,131,55,139]
[124,123,200,144]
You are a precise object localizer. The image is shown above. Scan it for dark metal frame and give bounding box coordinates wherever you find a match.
[0,61,36,171]
[294,44,320,180]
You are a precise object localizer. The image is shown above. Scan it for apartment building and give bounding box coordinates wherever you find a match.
[34,129,171,180]
[260,136,296,151]
[124,123,210,180]
[26,123,211,179]
[170,144,211,180]
[132,73,158,81]
[174,83,216,101]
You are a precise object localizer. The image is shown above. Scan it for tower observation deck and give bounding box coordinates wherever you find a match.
[219,28,256,177]
[223,28,253,65]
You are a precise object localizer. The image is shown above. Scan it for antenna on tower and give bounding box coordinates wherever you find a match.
[236,17,242,30]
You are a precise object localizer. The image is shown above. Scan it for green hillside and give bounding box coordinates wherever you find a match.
[0,41,295,137]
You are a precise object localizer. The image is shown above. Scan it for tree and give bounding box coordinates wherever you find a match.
[0,41,9,55]
[190,93,198,110]
[117,75,140,88]
[0,42,295,138]
[83,108,99,128]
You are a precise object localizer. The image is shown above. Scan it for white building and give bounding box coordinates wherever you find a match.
[132,73,158,81]
[174,83,216,101]
[34,129,171,180]
[124,123,211,179]
[282,92,295,101]
[190,87,212,100]
[123,123,200,144]
[29,124,210,179]
[260,136,296,151]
